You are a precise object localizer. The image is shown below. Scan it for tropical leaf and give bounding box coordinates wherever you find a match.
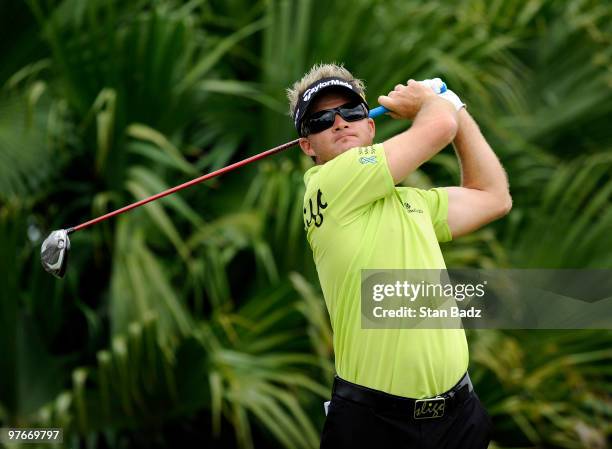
[0,90,58,198]
[109,217,193,338]
[470,329,612,448]
[505,154,612,268]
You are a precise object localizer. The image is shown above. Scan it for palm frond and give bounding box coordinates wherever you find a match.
[0,91,59,198]
[505,154,612,268]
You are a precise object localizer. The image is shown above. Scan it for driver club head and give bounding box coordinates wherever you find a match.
[41,229,71,278]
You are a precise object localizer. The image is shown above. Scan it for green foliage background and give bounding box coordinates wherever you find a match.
[1,0,611,448]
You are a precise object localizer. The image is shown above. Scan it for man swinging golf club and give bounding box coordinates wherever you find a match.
[38,58,509,447]
[288,63,511,448]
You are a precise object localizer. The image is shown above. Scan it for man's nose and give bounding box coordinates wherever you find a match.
[332,112,349,130]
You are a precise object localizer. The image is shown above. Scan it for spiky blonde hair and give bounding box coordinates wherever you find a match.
[286,63,366,118]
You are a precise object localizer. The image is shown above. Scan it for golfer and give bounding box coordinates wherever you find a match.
[287,63,511,448]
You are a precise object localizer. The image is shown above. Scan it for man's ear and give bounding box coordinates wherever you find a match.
[299,137,315,158]
[368,117,375,141]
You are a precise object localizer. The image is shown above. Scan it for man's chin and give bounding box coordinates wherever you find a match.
[336,136,364,152]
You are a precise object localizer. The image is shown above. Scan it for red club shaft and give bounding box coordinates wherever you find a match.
[68,138,300,234]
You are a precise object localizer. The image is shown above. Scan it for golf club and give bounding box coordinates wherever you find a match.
[40,105,390,278]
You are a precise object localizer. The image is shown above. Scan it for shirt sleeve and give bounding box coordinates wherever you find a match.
[413,187,453,242]
[316,143,395,224]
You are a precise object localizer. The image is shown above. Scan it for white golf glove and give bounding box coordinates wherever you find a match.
[418,78,446,94]
[418,78,466,111]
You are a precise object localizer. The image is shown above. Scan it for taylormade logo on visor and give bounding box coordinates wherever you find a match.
[302,79,354,102]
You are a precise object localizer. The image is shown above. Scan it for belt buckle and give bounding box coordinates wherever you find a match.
[414,396,446,419]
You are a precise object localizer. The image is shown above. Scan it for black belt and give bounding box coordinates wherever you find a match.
[332,372,473,420]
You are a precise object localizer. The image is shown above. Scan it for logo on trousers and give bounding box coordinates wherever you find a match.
[414,397,446,419]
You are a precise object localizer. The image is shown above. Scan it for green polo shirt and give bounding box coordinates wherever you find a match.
[303,143,468,398]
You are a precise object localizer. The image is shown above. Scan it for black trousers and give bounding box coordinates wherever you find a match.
[320,380,492,449]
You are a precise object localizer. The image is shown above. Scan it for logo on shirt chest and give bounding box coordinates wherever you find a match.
[404,202,423,214]
[304,189,327,229]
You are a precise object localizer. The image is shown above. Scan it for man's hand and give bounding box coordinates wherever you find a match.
[379,81,458,184]
[377,80,438,120]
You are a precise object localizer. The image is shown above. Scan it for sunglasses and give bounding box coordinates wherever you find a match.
[300,102,369,136]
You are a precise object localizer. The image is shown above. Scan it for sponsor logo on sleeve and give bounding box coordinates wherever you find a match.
[358,146,378,164]
[359,156,377,164]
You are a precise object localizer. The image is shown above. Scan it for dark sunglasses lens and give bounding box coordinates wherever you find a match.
[307,111,335,134]
[339,103,367,121]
